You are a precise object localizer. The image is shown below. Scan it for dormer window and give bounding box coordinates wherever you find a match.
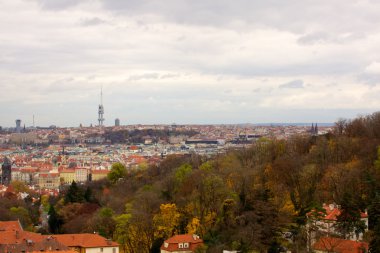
[184,242,189,248]
[178,243,184,248]
[164,242,169,248]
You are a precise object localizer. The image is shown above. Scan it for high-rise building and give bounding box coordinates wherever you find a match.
[115,118,120,126]
[98,87,105,126]
[15,119,21,133]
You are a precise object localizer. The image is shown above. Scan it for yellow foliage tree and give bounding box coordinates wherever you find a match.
[153,203,180,239]
[186,217,200,234]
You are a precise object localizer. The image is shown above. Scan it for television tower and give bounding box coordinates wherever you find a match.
[98,87,105,126]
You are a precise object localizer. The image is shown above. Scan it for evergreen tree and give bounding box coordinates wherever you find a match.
[48,205,60,234]
[336,193,366,239]
[369,195,380,253]
[64,181,84,204]
[84,186,92,202]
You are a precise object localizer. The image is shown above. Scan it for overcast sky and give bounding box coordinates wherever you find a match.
[1,0,379,127]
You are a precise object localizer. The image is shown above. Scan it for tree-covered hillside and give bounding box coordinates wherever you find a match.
[2,112,380,253]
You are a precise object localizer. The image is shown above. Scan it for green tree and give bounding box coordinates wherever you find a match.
[108,162,127,183]
[369,195,380,253]
[91,207,116,238]
[114,213,132,253]
[375,146,380,170]
[336,193,366,239]
[84,186,93,202]
[175,163,192,184]
[64,181,84,204]
[48,205,61,234]
[10,206,32,229]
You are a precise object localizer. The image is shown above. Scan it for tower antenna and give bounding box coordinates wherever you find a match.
[98,86,105,126]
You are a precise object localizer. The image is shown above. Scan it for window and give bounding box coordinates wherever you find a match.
[178,243,183,248]
[100,248,103,252]
[113,248,116,253]
[164,242,169,248]
[184,243,189,248]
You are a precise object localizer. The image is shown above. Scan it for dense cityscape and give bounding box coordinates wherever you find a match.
[0,116,331,190]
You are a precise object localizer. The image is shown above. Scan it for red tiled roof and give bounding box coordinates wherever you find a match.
[161,234,204,252]
[30,251,76,253]
[54,234,118,248]
[313,237,368,253]
[324,208,342,220]
[0,230,45,245]
[0,221,23,232]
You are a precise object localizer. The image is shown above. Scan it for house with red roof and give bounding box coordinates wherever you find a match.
[54,234,119,253]
[0,221,70,252]
[160,234,204,253]
[0,221,119,253]
[306,204,368,248]
[312,237,368,253]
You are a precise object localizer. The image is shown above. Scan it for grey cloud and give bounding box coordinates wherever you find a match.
[358,73,380,86]
[2,0,380,126]
[298,32,330,45]
[98,0,380,35]
[279,80,304,89]
[206,60,362,77]
[35,0,82,10]
[298,31,366,45]
[79,17,107,26]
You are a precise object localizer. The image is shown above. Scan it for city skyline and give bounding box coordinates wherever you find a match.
[0,0,380,127]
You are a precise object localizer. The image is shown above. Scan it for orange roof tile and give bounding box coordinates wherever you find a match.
[0,221,23,232]
[161,234,204,252]
[313,237,368,253]
[0,230,45,245]
[30,251,76,253]
[54,234,118,248]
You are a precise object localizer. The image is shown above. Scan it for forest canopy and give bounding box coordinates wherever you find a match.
[1,111,380,253]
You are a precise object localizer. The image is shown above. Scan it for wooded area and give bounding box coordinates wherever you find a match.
[2,112,380,253]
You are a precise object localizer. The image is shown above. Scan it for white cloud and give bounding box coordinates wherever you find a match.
[365,61,380,74]
[0,0,379,126]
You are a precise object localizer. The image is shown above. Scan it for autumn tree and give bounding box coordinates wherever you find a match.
[10,206,32,229]
[90,207,116,238]
[108,162,127,183]
[153,203,180,239]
